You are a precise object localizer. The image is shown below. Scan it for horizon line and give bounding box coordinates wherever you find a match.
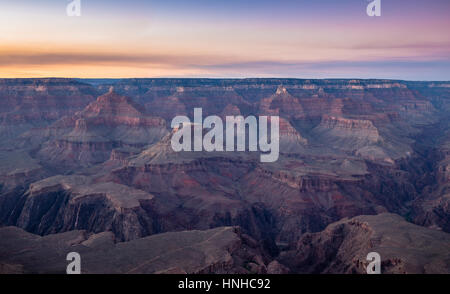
[1,77,449,83]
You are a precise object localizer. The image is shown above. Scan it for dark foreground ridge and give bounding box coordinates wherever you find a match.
[1,213,448,274]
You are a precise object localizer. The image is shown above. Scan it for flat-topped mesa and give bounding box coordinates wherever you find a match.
[284,81,408,90]
[316,115,381,142]
[320,115,377,130]
[15,175,156,241]
[364,82,408,89]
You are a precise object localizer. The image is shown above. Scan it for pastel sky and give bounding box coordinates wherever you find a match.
[0,0,449,80]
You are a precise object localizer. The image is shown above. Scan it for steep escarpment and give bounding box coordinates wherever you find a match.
[278,213,450,274]
[143,85,252,120]
[0,78,98,144]
[312,115,382,153]
[278,117,308,152]
[315,115,380,141]
[9,175,158,241]
[411,120,450,232]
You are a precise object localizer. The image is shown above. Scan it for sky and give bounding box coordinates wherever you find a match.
[0,0,449,80]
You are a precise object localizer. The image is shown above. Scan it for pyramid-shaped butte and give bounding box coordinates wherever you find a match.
[37,90,168,168]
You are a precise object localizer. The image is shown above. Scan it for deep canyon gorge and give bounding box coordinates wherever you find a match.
[0,78,449,274]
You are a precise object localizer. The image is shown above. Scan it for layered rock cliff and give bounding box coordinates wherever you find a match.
[0,78,449,274]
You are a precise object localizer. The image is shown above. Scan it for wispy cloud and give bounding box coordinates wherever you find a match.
[0,0,449,79]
